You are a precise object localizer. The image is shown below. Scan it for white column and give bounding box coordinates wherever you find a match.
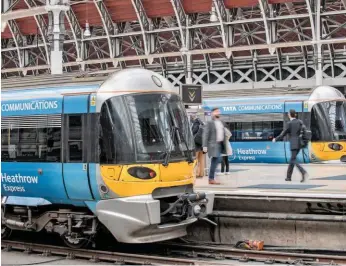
[185,53,193,84]
[45,0,69,75]
[315,0,323,86]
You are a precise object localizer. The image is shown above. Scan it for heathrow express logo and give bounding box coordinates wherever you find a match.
[1,173,39,193]
[230,148,268,161]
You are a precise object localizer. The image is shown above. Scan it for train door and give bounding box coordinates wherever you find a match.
[62,95,94,200]
[283,101,308,164]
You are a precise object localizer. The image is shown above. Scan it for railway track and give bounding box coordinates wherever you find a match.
[2,239,346,265]
[164,242,346,265]
[1,240,230,265]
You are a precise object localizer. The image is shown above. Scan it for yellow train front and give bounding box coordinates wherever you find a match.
[94,69,214,243]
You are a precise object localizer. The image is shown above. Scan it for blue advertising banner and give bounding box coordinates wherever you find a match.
[219,103,285,114]
[228,142,287,163]
[203,96,307,114]
[1,98,63,116]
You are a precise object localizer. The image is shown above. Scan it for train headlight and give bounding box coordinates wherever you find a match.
[328,143,343,151]
[193,205,201,216]
[128,167,157,180]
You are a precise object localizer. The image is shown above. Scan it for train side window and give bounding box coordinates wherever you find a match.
[67,115,83,162]
[46,128,61,162]
[1,126,61,162]
[227,121,284,142]
[1,128,18,161]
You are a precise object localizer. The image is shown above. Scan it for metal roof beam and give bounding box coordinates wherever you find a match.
[342,0,346,9]
[1,6,47,21]
[285,3,309,78]
[65,7,82,62]
[258,0,274,55]
[322,20,335,77]
[131,0,151,58]
[24,0,50,65]
[7,20,23,70]
[3,37,346,74]
[170,0,187,48]
[93,0,116,67]
[212,0,228,50]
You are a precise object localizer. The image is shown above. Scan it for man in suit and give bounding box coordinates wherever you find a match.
[202,107,227,185]
[272,109,308,182]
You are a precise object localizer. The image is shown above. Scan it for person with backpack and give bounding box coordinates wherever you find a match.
[272,109,309,182]
[191,115,205,178]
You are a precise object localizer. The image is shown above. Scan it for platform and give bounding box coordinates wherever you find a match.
[195,164,346,198]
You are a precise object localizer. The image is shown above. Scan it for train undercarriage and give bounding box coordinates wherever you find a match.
[1,191,214,247]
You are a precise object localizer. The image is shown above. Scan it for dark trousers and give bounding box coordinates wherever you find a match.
[221,156,229,173]
[287,149,306,179]
[209,143,223,180]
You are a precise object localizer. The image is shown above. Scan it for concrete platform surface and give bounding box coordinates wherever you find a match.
[195,164,346,196]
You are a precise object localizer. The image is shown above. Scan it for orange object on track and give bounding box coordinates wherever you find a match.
[245,240,264,250]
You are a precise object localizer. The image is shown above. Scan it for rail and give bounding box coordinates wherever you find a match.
[1,240,229,265]
[164,242,346,265]
[3,239,346,265]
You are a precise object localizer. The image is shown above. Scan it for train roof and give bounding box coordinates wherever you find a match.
[203,86,345,114]
[203,94,310,106]
[1,84,99,100]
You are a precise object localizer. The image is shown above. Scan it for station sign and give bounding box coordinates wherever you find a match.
[181,84,202,105]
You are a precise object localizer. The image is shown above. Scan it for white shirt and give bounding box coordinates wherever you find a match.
[214,120,224,142]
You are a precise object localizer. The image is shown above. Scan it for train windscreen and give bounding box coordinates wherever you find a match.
[99,93,194,164]
[311,100,346,141]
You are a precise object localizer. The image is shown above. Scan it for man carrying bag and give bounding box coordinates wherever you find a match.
[273,109,310,182]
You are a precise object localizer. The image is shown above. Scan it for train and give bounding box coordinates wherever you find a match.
[1,69,214,247]
[203,86,346,164]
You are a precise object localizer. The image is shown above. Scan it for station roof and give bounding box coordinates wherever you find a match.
[1,0,346,80]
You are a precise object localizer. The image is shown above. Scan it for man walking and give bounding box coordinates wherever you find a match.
[202,108,227,185]
[272,109,308,182]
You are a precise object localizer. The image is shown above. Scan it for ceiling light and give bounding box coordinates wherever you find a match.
[84,22,91,38]
[343,46,346,56]
[174,59,178,67]
[210,6,218,22]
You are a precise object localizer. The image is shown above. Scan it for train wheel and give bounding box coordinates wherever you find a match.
[62,234,90,249]
[1,225,12,239]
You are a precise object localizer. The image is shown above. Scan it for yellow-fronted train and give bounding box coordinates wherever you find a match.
[1,69,214,248]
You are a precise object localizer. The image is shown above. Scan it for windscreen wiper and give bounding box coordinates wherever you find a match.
[162,126,175,167]
[166,105,194,164]
[173,126,194,164]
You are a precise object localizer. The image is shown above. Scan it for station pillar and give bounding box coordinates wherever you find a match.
[45,0,70,75]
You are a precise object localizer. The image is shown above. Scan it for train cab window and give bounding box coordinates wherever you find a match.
[67,115,83,162]
[310,103,334,141]
[99,97,135,164]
